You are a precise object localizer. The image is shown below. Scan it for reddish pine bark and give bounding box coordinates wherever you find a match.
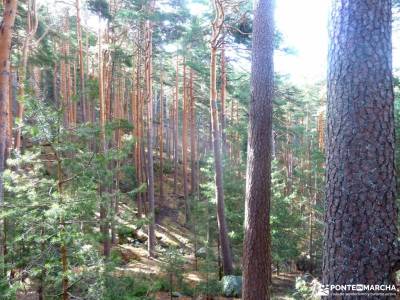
[242,0,274,298]
[0,0,18,206]
[323,0,399,294]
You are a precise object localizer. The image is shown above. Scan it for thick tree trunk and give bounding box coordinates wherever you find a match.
[323,0,398,294]
[242,0,274,299]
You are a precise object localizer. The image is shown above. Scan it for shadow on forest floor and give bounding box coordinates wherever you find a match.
[271,272,298,300]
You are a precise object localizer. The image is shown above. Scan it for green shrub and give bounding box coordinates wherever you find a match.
[103,276,155,300]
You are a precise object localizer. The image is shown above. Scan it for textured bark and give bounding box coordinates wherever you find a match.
[0,0,18,206]
[210,0,233,275]
[323,0,398,296]
[242,0,274,299]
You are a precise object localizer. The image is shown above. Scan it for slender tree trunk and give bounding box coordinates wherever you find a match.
[306,111,314,262]
[189,69,197,194]
[285,114,292,195]
[0,0,18,278]
[72,61,77,123]
[136,53,144,215]
[323,0,398,293]
[132,44,143,216]
[86,25,91,115]
[32,65,41,99]
[111,77,122,245]
[159,66,164,203]
[166,101,171,160]
[55,147,69,300]
[242,0,274,298]
[6,66,13,156]
[210,0,233,274]
[317,110,325,151]
[182,58,189,220]
[60,43,67,125]
[145,3,156,256]
[53,61,58,104]
[173,56,179,194]
[220,43,227,152]
[98,28,110,257]
[65,13,73,125]
[37,221,45,300]
[16,0,38,150]
[76,0,86,123]
[140,75,149,215]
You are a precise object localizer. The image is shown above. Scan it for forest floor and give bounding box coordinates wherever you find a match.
[271,273,297,300]
[115,159,298,299]
[16,157,297,299]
